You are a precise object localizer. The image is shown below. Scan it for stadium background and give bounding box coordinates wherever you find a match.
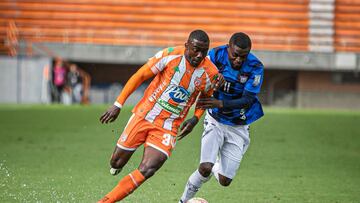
[0,0,359,108]
[0,0,360,202]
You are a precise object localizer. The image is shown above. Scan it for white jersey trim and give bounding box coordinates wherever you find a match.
[151,55,181,74]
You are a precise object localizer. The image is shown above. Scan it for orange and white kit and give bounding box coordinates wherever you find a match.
[115,46,219,157]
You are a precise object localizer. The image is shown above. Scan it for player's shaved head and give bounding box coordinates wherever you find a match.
[188,30,210,44]
[229,32,252,49]
[185,30,210,67]
[227,32,252,69]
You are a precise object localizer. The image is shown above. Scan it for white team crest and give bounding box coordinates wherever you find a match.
[253,75,261,86]
[194,76,201,87]
[120,133,128,142]
[239,74,248,83]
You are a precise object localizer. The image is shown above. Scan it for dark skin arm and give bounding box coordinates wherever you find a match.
[177,116,199,140]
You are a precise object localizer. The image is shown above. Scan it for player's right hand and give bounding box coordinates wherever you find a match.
[99,105,121,124]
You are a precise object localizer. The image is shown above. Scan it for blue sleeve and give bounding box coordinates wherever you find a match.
[222,90,256,109]
[245,64,264,94]
[208,48,217,65]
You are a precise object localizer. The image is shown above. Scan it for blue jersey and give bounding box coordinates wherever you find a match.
[208,45,264,125]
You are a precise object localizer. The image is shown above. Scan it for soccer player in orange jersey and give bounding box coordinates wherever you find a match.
[98,30,221,203]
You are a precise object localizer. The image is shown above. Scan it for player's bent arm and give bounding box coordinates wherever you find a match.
[222,90,256,109]
[100,64,155,124]
[115,64,155,106]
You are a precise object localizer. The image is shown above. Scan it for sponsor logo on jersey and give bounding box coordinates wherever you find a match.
[157,99,182,115]
[167,85,190,103]
[148,81,167,102]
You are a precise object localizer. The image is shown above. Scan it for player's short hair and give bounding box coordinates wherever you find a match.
[229,32,252,49]
[188,30,210,43]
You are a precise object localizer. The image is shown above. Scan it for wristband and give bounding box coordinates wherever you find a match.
[114,101,123,108]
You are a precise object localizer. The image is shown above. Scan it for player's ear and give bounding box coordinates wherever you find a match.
[185,42,189,49]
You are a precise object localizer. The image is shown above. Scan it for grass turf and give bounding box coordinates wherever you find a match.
[0,105,359,202]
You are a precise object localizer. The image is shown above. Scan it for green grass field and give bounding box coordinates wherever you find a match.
[0,105,359,203]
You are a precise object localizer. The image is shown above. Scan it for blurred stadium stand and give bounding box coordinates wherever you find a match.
[0,0,359,108]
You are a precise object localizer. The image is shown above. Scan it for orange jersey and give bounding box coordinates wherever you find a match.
[130,46,218,134]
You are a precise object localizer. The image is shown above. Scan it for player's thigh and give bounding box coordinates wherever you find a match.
[219,125,249,179]
[139,140,168,179]
[200,115,224,164]
[140,126,179,178]
[218,149,242,179]
[110,145,135,168]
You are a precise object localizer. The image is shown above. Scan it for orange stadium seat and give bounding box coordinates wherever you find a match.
[1,0,311,52]
[335,0,360,52]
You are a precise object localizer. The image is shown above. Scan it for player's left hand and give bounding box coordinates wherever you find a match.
[197,97,224,109]
[213,73,225,92]
[178,116,199,140]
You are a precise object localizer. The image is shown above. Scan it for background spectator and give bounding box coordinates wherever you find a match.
[52,58,67,103]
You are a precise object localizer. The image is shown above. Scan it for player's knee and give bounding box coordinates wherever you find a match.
[219,176,232,187]
[110,157,125,169]
[138,164,158,179]
[198,163,213,177]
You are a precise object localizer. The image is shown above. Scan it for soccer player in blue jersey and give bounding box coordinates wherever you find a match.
[178,32,264,202]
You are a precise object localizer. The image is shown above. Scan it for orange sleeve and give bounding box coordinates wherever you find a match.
[114,47,178,107]
[194,108,205,120]
[114,64,155,107]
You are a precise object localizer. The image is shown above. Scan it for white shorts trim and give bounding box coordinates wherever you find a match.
[146,142,169,158]
[116,143,136,151]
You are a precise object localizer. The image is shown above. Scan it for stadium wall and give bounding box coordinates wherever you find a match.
[296,71,360,109]
[0,56,51,104]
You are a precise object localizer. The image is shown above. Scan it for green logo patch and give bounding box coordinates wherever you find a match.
[157,99,182,115]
